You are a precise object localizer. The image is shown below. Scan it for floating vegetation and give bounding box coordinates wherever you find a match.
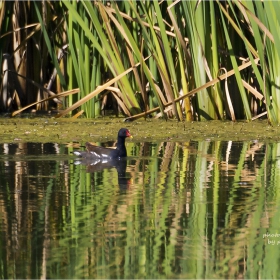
[0,118,279,144]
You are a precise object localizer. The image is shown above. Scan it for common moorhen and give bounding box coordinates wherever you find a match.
[73,128,132,159]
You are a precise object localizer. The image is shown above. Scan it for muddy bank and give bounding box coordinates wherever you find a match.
[0,117,279,143]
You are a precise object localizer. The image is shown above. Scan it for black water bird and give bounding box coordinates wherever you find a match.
[73,128,132,159]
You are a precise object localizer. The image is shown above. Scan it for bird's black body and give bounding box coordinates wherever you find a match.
[74,128,132,159]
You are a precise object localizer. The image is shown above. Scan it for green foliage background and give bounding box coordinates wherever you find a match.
[0,1,279,124]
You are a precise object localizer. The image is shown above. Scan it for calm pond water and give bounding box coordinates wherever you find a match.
[0,140,280,279]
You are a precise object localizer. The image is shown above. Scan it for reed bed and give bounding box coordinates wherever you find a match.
[0,1,280,124]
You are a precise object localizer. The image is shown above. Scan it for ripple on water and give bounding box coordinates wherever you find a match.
[0,140,280,279]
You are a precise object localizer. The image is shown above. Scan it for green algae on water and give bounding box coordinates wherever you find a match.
[0,117,279,144]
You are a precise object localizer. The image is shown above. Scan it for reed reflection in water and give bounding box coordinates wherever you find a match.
[0,140,279,279]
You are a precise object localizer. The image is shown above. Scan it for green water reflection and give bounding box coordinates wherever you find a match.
[0,141,280,279]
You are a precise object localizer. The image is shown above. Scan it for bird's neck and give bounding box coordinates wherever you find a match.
[116,137,125,149]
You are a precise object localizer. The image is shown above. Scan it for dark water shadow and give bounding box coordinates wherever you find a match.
[74,157,131,190]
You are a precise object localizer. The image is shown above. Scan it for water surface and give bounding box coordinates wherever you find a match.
[0,140,279,279]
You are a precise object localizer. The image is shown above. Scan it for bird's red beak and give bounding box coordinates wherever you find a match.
[126,130,133,138]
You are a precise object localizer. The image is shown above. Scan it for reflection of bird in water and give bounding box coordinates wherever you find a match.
[74,158,131,190]
[73,128,132,189]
